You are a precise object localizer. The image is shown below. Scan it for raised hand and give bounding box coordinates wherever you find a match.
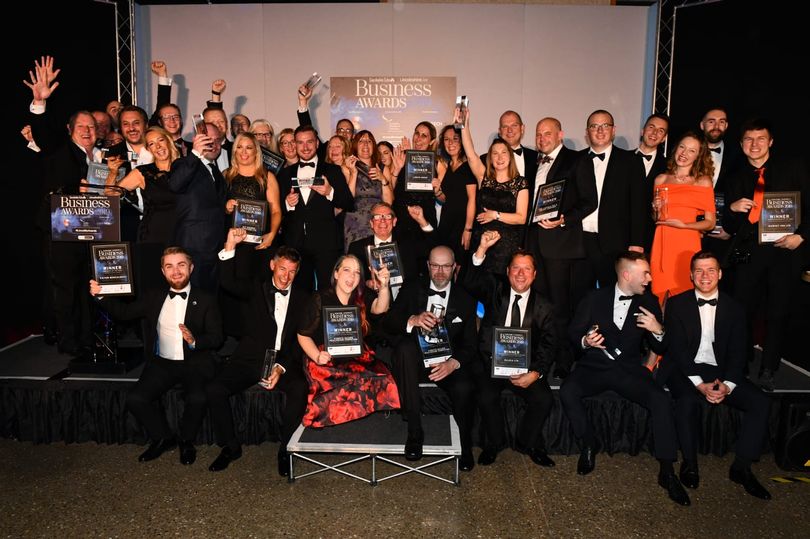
[151,60,168,78]
[24,56,60,103]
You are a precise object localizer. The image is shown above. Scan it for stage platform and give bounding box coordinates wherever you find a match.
[2,335,809,468]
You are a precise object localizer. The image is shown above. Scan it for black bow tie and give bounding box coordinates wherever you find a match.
[697,298,718,307]
[299,161,315,168]
[169,290,187,300]
[637,151,652,161]
[513,147,523,156]
[618,295,634,302]
[709,147,722,154]
[589,151,605,161]
[428,288,446,298]
[270,283,289,296]
[538,155,553,165]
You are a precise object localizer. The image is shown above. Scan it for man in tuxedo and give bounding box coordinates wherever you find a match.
[90,247,223,464]
[636,113,669,252]
[661,251,771,499]
[209,230,309,475]
[168,123,227,293]
[147,61,192,156]
[577,110,647,288]
[277,125,354,291]
[203,104,232,172]
[527,117,598,379]
[383,245,478,470]
[560,251,690,506]
[463,232,556,468]
[724,118,809,390]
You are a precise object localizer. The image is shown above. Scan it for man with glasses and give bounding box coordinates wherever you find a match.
[576,109,646,288]
[383,245,479,470]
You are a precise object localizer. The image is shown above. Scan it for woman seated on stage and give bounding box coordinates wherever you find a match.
[297,255,400,428]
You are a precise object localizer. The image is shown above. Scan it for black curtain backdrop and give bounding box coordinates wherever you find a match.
[4,1,118,345]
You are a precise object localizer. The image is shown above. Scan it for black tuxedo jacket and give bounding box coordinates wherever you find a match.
[714,141,744,195]
[168,153,227,256]
[219,254,309,372]
[569,287,664,369]
[463,262,556,376]
[528,145,597,259]
[277,159,354,251]
[347,231,423,286]
[662,290,745,385]
[576,145,647,252]
[382,281,478,367]
[99,286,223,378]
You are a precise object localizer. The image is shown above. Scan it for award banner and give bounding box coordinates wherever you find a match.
[323,306,363,358]
[366,242,404,285]
[86,162,125,194]
[233,199,267,243]
[405,151,436,192]
[51,194,120,242]
[90,242,133,296]
[329,76,456,144]
[261,148,285,176]
[531,179,566,222]
[759,191,801,243]
[491,327,530,378]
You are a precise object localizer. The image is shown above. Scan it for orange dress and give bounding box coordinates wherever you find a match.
[650,184,715,303]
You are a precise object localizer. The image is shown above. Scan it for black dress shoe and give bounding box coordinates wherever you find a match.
[208,445,242,472]
[658,471,691,506]
[679,462,699,489]
[730,467,772,500]
[477,447,498,466]
[138,439,177,462]
[577,446,597,475]
[529,448,556,467]
[459,451,475,472]
[179,440,196,465]
[405,430,424,461]
[278,449,290,477]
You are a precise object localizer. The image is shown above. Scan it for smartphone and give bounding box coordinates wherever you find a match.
[192,113,206,136]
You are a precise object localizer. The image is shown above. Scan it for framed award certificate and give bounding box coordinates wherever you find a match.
[261,148,285,176]
[531,179,566,223]
[366,242,404,285]
[90,242,134,296]
[323,306,363,358]
[759,191,801,243]
[405,151,435,192]
[491,327,530,378]
[233,199,267,243]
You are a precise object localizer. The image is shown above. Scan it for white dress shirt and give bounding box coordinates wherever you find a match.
[689,290,736,392]
[505,289,529,326]
[636,147,657,177]
[157,284,191,360]
[581,145,613,233]
[709,141,724,186]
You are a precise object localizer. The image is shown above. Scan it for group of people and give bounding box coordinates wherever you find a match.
[23,56,809,505]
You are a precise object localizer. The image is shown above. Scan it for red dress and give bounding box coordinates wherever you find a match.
[298,289,400,428]
[650,184,715,303]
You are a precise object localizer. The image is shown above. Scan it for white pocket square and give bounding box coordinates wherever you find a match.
[451,316,463,323]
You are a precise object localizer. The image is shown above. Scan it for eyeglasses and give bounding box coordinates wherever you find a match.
[588,123,614,131]
[280,140,295,147]
[428,263,454,271]
[160,115,180,122]
[371,214,394,221]
[254,132,273,138]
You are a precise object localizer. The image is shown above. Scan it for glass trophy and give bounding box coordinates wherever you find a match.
[652,186,669,221]
[258,349,277,389]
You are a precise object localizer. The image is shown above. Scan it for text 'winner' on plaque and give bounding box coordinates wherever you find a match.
[261,147,285,176]
[491,327,530,378]
[531,179,566,223]
[323,306,363,359]
[366,243,404,285]
[86,162,125,195]
[233,199,267,243]
[51,194,120,242]
[258,349,277,389]
[90,242,134,296]
[405,150,435,192]
[759,191,801,243]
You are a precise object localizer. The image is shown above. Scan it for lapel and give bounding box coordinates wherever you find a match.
[521,291,536,330]
[183,287,199,325]
[603,145,619,187]
[598,288,619,331]
[711,293,731,367]
[416,284,429,315]
[262,280,276,320]
[683,293,703,360]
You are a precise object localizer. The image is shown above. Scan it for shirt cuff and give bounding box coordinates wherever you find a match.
[406,323,414,334]
[688,375,703,387]
[420,224,434,232]
[191,149,203,159]
[297,106,308,113]
[325,187,334,201]
[276,363,287,374]
[158,76,173,86]
[30,102,45,114]
[723,380,737,393]
[471,253,485,266]
[27,141,41,153]
[217,248,235,261]
[651,331,664,342]
[285,201,295,211]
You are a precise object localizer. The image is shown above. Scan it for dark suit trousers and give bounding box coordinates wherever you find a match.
[580,232,618,289]
[733,243,797,371]
[390,339,476,453]
[666,372,770,462]
[126,356,209,442]
[560,362,677,460]
[476,369,553,451]
[295,243,342,292]
[205,358,308,450]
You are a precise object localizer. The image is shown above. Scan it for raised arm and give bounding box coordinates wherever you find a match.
[457,108,486,183]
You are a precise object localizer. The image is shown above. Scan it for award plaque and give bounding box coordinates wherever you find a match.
[86,162,125,195]
[759,191,801,243]
[491,327,530,378]
[323,306,363,358]
[652,186,669,222]
[51,194,120,242]
[90,242,133,296]
[709,193,725,234]
[454,95,468,130]
[531,179,566,222]
[405,150,435,192]
[233,199,267,243]
[261,147,285,176]
[418,322,452,367]
[291,176,325,189]
[366,242,404,285]
[258,349,277,389]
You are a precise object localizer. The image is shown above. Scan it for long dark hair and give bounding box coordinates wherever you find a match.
[330,255,370,335]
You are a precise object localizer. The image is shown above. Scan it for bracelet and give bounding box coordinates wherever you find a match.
[211,90,221,96]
